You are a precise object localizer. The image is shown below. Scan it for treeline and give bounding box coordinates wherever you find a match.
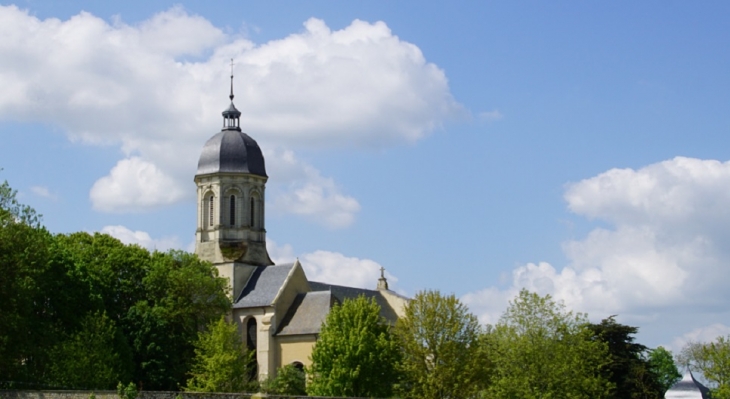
[301,291,682,399]
[0,178,696,398]
[0,180,231,390]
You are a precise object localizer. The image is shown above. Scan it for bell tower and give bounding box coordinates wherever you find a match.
[194,68,273,299]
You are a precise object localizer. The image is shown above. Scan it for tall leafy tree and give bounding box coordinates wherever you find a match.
[308,295,401,398]
[0,179,231,389]
[185,316,256,392]
[127,250,231,390]
[488,289,612,399]
[679,336,730,399]
[0,180,92,387]
[394,290,488,399]
[52,232,231,390]
[648,346,681,394]
[47,311,133,389]
[587,316,664,398]
[0,178,41,227]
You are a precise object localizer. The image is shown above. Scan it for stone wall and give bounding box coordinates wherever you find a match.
[0,391,372,399]
[0,392,265,399]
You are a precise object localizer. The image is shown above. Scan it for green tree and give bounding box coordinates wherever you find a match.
[394,290,488,399]
[0,178,41,227]
[587,316,663,398]
[47,311,133,389]
[0,180,93,387]
[307,295,401,398]
[261,364,306,396]
[679,336,730,399]
[0,179,231,390]
[56,233,231,390]
[488,289,612,399]
[185,316,256,392]
[648,346,681,394]
[128,250,231,390]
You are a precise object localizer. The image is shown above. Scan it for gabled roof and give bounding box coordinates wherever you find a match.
[276,291,337,336]
[665,372,711,399]
[233,263,296,308]
[309,281,400,324]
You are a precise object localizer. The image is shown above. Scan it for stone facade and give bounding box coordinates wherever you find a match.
[192,92,408,382]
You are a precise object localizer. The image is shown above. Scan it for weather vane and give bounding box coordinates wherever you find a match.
[229,58,235,101]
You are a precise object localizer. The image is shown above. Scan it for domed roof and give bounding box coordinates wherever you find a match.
[196,130,267,177]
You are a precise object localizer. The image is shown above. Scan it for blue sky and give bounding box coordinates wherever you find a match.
[2,0,730,352]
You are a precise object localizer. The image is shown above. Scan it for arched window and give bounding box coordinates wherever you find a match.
[209,195,214,227]
[246,317,258,380]
[292,361,304,372]
[246,318,257,351]
[229,195,236,226]
[250,197,255,228]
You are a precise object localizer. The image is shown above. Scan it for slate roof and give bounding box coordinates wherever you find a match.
[233,263,295,308]
[309,281,400,324]
[196,130,267,177]
[276,291,337,336]
[665,372,711,399]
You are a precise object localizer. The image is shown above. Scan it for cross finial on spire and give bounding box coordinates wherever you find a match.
[377,267,388,290]
[229,58,235,101]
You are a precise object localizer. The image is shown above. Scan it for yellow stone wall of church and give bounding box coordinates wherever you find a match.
[277,335,317,368]
[380,290,409,319]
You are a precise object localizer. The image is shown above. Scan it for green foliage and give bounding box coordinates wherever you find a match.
[680,336,730,398]
[394,290,487,399]
[185,316,257,392]
[307,295,401,398]
[127,250,232,389]
[56,232,231,390]
[648,346,681,394]
[0,179,231,390]
[117,382,138,399]
[0,179,41,227]
[48,311,133,389]
[0,182,94,386]
[587,316,664,398]
[487,289,613,399]
[261,364,306,396]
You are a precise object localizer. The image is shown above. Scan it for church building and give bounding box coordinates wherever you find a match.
[193,79,408,380]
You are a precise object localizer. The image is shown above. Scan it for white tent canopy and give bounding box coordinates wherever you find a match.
[665,371,711,399]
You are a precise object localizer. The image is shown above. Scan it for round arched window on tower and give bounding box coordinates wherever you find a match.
[209,195,215,227]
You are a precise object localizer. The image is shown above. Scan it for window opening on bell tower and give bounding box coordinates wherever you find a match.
[230,194,236,226]
[208,195,214,227]
[250,196,255,228]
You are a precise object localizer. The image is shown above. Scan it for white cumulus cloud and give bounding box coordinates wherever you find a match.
[100,225,182,252]
[266,149,360,228]
[668,323,730,353]
[273,177,360,229]
[0,5,460,217]
[463,157,730,346]
[267,238,397,290]
[90,157,186,212]
[30,186,57,200]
